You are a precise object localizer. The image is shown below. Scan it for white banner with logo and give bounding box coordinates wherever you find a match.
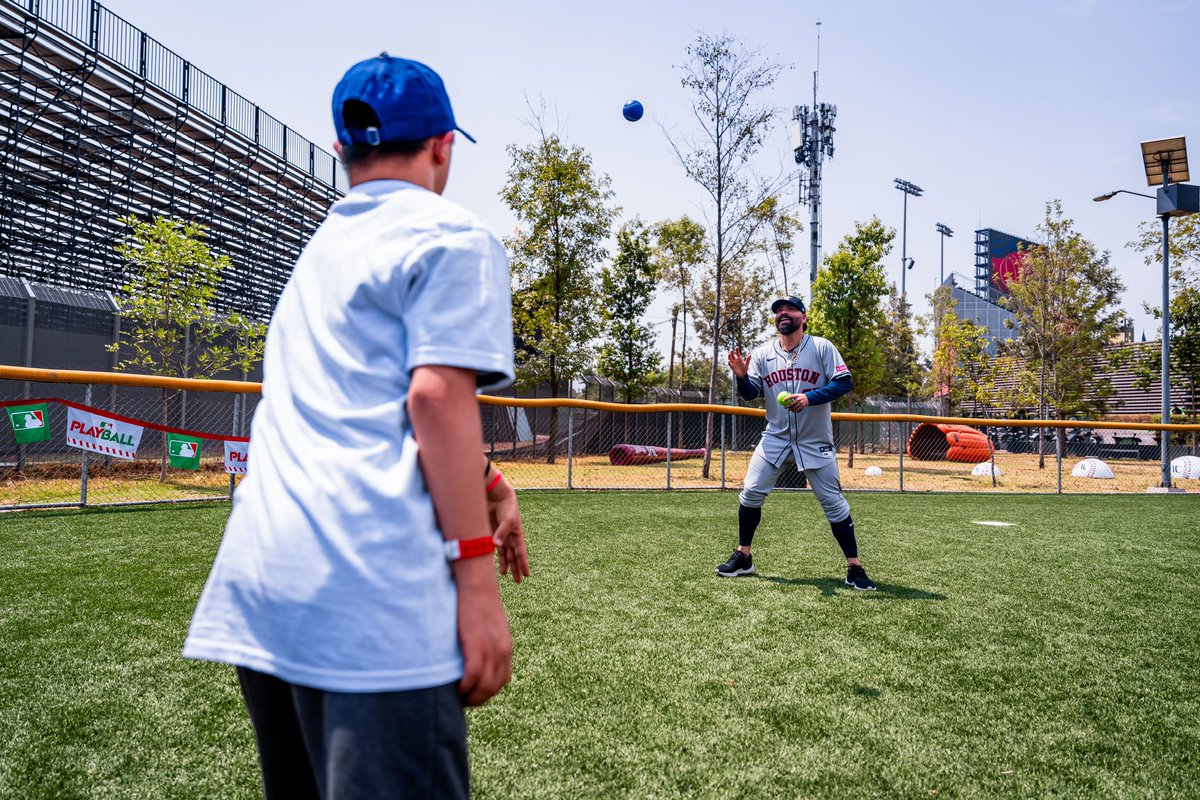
[65,407,144,460]
[224,440,249,474]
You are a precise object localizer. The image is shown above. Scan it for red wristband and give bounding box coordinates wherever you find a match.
[485,470,503,493]
[444,536,495,562]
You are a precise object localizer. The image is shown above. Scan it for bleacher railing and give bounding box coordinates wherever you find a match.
[3,365,1200,510]
[8,0,345,192]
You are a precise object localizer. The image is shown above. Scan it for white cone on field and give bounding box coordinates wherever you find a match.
[971,462,1000,477]
[864,466,884,477]
[1071,458,1114,479]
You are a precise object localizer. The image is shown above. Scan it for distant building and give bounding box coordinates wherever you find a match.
[942,272,1016,355]
[937,227,1037,355]
[1112,318,1135,346]
[974,228,1034,302]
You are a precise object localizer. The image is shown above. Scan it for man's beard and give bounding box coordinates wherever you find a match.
[776,317,798,335]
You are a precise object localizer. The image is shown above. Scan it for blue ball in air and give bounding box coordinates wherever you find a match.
[622,100,644,122]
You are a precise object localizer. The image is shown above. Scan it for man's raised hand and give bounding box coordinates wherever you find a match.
[728,347,751,378]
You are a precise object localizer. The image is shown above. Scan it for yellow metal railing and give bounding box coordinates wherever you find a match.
[4,364,1200,507]
[5,365,1196,433]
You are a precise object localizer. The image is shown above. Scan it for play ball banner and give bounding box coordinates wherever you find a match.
[224,440,248,474]
[6,403,51,443]
[167,432,203,470]
[65,407,143,460]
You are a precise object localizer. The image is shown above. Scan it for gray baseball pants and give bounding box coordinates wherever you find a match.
[738,444,851,523]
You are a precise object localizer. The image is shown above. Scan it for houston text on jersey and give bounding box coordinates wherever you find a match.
[763,368,821,389]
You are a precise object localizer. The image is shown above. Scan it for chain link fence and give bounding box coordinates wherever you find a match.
[4,367,1200,510]
[480,393,1200,495]
[2,372,254,509]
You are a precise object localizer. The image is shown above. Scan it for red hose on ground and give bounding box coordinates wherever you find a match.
[608,444,708,466]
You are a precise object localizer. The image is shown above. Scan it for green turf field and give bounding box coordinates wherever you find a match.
[1,492,1197,798]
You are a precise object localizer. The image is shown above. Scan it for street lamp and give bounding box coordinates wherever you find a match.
[935,222,954,285]
[1092,189,1154,202]
[1095,136,1199,490]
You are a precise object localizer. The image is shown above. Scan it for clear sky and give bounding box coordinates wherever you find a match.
[98,0,1200,356]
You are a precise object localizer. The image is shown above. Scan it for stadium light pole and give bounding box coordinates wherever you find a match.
[1094,136,1198,489]
[894,179,923,304]
[935,222,953,285]
[894,179,922,417]
[933,223,954,408]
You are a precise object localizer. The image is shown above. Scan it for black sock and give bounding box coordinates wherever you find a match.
[738,504,762,548]
[830,515,857,560]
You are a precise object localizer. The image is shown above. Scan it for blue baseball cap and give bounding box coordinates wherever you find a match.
[332,53,476,147]
[771,295,807,314]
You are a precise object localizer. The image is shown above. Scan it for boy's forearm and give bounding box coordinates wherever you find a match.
[409,366,493,553]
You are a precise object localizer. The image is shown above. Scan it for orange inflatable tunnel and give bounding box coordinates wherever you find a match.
[906,423,994,463]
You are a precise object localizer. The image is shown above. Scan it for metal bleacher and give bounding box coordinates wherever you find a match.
[0,0,345,321]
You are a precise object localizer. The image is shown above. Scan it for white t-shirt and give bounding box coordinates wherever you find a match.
[183,180,514,692]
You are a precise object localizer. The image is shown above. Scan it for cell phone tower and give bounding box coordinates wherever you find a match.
[790,20,837,302]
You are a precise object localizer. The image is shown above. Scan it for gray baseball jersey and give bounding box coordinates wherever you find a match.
[744,333,850,470]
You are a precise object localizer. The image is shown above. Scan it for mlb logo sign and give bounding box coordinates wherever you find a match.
[167,433,203,470]
[14,410,44,430]
[6,403,52,443]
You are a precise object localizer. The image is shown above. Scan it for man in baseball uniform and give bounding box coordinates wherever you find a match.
[715,295,876,591]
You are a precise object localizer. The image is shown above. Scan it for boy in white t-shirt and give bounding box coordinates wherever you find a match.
[184,54,527,799]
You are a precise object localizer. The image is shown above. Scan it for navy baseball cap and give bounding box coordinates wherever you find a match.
[332,53,476,147]
[771,295,807,314]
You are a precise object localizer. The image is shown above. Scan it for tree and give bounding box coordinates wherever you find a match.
[878,284,925,400]
[927,287,998,416]
[690,257,771,468]
[667,31,789,477]
[692,257,773,370]
[652,216,706,392]
[677,347,724,394]
[1131,215,1200,445]
[806,218,892,465]
[752,195,805,296]
[927,286,980,415]
[598,221,662,423]
[502,121,617,464]
[926,285,955,413]
[1131,213,1200,274]
[925,286,1036,421]
[108,215,265,480]
[1001,200,1126,467]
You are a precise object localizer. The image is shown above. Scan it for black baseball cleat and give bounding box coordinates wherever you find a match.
[845,564,877,591]
[716,549,754,577]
